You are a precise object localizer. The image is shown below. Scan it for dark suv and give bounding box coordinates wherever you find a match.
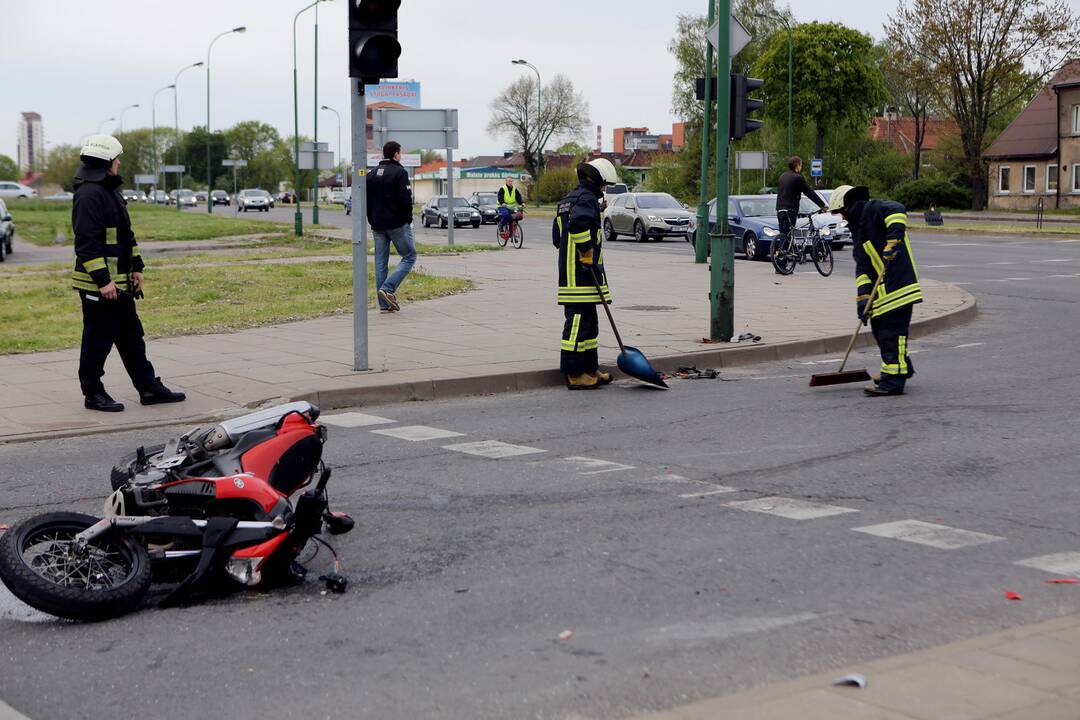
[468,192,500,224]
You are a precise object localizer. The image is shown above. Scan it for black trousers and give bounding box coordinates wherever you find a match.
[870,305,914,391]
[560,304,599,376]
[78,292,157,396]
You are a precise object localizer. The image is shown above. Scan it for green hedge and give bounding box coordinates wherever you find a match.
[892,178,971,210]
[538,168,577,203]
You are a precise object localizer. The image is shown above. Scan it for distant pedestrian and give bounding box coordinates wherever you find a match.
[72,134,185,412]
[827,185,921,396]
[775,156,826,268]
[367,141,416,312]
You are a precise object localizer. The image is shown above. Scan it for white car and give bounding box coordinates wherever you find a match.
[330,188,348,204]
[237,189,271,212]
[0,181,36,200]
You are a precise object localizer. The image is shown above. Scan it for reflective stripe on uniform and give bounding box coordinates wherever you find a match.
[72,278,99,292]
[578,338,598,351]
[884,213,908,227]
[863,241,885,278]
[871,284,922,317]
[131,247,141,258]
[83,257,107,272]
[898,335,908,375]
[856,274,870,287]
[105,227,118,245]
[880,362,902,375]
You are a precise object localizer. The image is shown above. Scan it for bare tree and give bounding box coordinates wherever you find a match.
[487,73,590,182]
[881,46,937,180]
[892,0,1076,209]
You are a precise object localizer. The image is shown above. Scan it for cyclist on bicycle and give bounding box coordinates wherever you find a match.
[497,177,524,234]
[775,156,826,270]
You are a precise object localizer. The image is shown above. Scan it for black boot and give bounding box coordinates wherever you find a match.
[139,378,186,405]
[85,390,124,412]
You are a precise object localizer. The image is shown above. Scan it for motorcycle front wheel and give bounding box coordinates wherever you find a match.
[0,512,152,621]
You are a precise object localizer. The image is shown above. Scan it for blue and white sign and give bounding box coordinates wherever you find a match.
[810,158,823,178]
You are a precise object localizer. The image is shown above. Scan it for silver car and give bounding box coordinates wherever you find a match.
[237,189,271,212]
[0,198,13,260]
[604,192,696,243]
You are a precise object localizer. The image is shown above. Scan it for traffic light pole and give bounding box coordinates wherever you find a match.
[710,1,735,342]
[351,80,369,371]
[694,0,715,265]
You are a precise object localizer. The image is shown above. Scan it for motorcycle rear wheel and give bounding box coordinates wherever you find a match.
[0,512,152,621]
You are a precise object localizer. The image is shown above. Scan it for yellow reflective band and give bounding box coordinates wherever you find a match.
[568,314,582,345]
[863,241,884,276]
[856,274,871,287]
[83,257,107,272]
[878,282,921,304]
[579,339,599,350]
[72,271,95,282]
[105,227,118,245]
[880,363,902,375]
[871,289,923,317]
[898,336,908,374]
[131,248,141,258]
[904,234,919,279]
[72,279,99,291]
[884,213,908,226]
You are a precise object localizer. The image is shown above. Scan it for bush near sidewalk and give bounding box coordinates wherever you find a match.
[10,201,290,246]
[0,261,469,354]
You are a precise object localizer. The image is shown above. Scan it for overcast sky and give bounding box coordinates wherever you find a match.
[4,0,1079,165]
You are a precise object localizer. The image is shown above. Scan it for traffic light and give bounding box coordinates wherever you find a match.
[349,0,401,83]
[730,74,764,140]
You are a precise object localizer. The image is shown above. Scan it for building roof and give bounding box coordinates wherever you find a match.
[869,116,958,154]
[984,59,1080,160]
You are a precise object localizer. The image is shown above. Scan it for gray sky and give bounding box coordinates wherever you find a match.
[3,0,1079,165]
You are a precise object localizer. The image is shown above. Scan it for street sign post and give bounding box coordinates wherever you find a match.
[811,158,823,177]
[221,159,248,201]
[133,174,156,186]
[735,151,769,194]
[160,165,185,173]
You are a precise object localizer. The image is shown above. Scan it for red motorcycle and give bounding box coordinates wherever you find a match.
[0,402,353,622]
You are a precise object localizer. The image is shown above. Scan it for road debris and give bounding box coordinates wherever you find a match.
[1046,578,1079,585]
[673,366,720,380]
[833,673,867,688]
[735,332,762,343]
[1004,590,1023,600]
[558,630,574,641]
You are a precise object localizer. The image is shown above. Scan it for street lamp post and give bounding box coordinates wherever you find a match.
[206,26,247,213]
[97,117,116,133]
[512,59,542,208]
[152,85,174,194]
[313,4,321,225]
[174,61,204,213]
[756,11,793,158]
[293,0,330,237]
[117,104,140,133]
[321,104,342,180]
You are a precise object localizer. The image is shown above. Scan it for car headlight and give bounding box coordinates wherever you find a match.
[646,215,661,222]
[763,227,779,237]
[821,227,832,237]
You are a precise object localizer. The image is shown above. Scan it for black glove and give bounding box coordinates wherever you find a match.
[856,297,870,325]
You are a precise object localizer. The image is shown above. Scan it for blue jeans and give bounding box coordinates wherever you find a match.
[497,206,512,230]
[373,223,416,309]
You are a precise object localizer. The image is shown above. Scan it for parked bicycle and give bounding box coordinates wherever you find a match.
[497,205,524,249]
[771,209,834,277]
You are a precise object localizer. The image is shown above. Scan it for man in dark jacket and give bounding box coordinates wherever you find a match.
[367,141,415,312]
[72,134,185,412]
[551,158,619,390]
[828,185,921,396]
[775,156,826,266]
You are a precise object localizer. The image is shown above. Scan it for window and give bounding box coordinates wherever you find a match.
[1047,165,1058,193]
[1073,105,1080,134]
[998,166,1011,193]
[1073,165,1080,193]
[1023,165,1036,193]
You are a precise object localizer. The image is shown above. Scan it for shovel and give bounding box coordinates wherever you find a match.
[587,265,669,389]
[809,264,888,387]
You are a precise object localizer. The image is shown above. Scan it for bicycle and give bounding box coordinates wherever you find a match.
[770,209,834,277]
[497,205,524,249]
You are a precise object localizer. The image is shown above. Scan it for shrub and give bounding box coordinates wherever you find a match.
[892,178,971,210]
[538,167,577,203]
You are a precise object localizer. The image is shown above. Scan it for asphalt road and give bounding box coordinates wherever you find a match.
[1,233,1080,719]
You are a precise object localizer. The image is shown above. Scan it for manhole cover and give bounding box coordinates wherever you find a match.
[622,305,679,312]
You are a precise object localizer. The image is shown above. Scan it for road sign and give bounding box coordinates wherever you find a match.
[366,152,422,168]
[811,158,823,178]
[300,141,329,153]
[160,165,185,173]
[706,15,751,57]
[735,151,768,170]
[133,174,156,185]
[370,108,458,150]
[221,159,248,167]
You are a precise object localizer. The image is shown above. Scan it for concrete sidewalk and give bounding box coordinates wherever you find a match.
[632,611,1080,720]
[0,242,975,442]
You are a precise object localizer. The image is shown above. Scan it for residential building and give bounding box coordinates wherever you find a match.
[984,60,1080,210]
[17,112,44,173]
[868,111,959,167]
[613,124,686,153]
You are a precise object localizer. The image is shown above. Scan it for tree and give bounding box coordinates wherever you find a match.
[555,141,592,161]
[416,149,443,164]
[43,145,81,191]
[180,126,229,190]
[754,22,886,160]
[487,73,590,182]
[891,0,1076,209]
[112,128,159,184]
[0,154,17,181]
[880,42,938,181]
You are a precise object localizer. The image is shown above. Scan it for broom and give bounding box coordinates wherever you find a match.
[809,263,889,387]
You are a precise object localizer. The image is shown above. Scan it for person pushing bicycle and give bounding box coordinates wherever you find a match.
[775,156,825,270]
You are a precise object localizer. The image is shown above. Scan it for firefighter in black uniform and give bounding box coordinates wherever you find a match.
[827,185,921,396]
[551,158,620,389]
[72,134,185,412]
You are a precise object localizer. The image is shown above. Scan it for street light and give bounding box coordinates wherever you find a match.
[755,11,793,158]
[174,61,205,212]
[152,85,174,195]
[321,104,342,179]
[511,59,542,208]
[206,26,247,213]
[293,0,332,237]
[117,104,140,133]
[97,117,116,133]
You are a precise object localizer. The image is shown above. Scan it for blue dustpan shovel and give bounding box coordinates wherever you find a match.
[588,267,669,389]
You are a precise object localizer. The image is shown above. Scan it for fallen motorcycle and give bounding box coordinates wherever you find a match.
[0,401,353,622]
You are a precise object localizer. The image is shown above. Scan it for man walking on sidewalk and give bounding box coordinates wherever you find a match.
[828,185,921,396]
[72,134,185,412]
[367,141,416,313]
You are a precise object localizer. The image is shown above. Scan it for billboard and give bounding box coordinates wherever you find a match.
[364,81,421,108]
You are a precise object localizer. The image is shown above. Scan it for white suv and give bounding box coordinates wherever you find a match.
[0,181,36,200]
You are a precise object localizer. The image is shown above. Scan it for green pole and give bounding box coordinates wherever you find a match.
[207,58,212,214]
[786,21,793,158]
[312,6,320,225]
[710,0,734,341]
[694,0,716,264]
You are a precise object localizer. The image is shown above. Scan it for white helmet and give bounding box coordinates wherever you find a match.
[586,157,619,185]
[80,134,124,162]
[827,184,869,214]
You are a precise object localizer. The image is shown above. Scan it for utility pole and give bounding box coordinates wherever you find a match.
[694,0,716,264]
[312,4,321,225]
[710,1,734,342]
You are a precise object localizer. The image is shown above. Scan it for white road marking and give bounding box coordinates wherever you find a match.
[554,456,636,475]
[940,242,982,246]
[952,343,985,349]
[853,520,1004,549]
[371,425,465,441]
[725,496,859,520]
[320,412,396,428]
[679,488,738,499]
[1036,258,1072,263]
[1004,277,1033,281]
[648,473,691,483]
[1015,552,1080,577]
[442,440,546,459]
[989,261,1017,265]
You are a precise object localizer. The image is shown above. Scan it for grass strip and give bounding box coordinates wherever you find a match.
[911,222,1080,236]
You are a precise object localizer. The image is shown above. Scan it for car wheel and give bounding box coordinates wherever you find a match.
[440,218,447,229]
[743,232,759,261]
[471,221,480,229]
[604,219,617,242]
[633,220,646,243]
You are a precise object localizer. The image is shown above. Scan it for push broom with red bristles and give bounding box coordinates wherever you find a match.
[809,264,889,387]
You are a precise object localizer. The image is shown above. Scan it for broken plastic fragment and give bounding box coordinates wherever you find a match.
[833,673,867,688]
[1004,590,1023,600]
[1046,578,1079,585]
[558,630,574,641]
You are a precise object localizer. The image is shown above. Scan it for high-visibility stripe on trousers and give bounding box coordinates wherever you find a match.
[560,303,599,376]
[870,305,913,392]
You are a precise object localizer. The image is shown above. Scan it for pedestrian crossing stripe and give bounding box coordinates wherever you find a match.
[724,497,858,520]
[371,425,465,441]
[320,412,396,428]
[1015,552,1080,577]
[853,520,1004,549]
[442,440,546,459]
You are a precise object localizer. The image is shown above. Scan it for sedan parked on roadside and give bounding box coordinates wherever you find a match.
[150,190,168,204]
[43,191,74,202]
[604,192,695,243]
[468,191,500,224]
[420,196,481,228]
[237,188,271,212]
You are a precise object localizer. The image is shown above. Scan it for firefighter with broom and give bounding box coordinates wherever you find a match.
[826,185,921,396]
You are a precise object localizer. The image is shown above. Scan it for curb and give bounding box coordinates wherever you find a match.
[0,290,977,445]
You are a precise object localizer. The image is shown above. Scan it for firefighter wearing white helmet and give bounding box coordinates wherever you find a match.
[551,157,620,389]
[71,134,185,412]
[828,185,922,396]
